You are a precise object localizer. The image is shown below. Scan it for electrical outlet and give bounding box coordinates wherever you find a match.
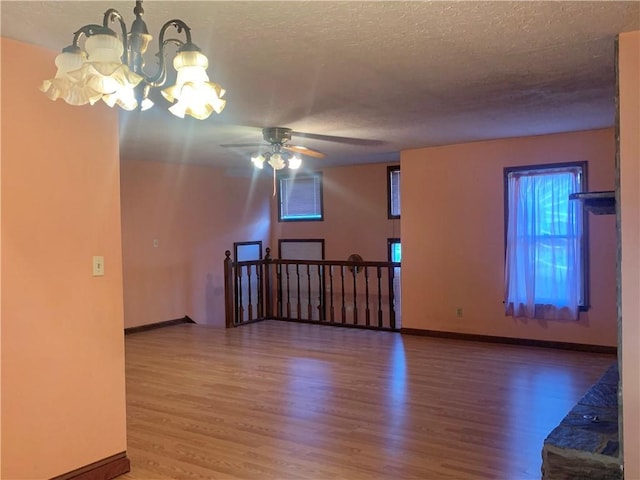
[456,307,464,318]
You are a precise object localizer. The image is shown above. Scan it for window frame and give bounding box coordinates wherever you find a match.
[503,161,590,311]
[278,238,326,260]
[277,171,324,222]
[387,165,401,219]
[233,241,263,262]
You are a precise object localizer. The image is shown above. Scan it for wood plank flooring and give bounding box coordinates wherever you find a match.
[120,321,615,480]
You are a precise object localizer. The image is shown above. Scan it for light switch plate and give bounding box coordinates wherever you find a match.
[92,256,105,276]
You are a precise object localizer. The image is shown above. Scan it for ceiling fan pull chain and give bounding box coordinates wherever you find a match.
[272,168,277,197]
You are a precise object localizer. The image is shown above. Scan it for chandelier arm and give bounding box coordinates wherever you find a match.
[102,8,129,64]
[139,18,192,86]
[144,38,185,86]
[159,19,193,46]
[71,24,109,47]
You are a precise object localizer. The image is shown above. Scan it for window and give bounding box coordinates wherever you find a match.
[388,238,402,262]
[234,241,263,262]
[387,166,401,218]
[278,239,325,260]
[504,162,588,321]
[388,238,402,327]
[233,241,262,324]
[278,172,323,222]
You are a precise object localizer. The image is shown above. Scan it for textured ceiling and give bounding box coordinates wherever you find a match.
[2,1,639,172]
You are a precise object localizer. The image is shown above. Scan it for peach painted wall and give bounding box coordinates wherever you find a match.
[0,33,4,478]
[0,35,4,478]
[120,160,271,328]
[1,38,127,478]
[618,30,640,480]
[401,129,617,346]
[270,163,401,260]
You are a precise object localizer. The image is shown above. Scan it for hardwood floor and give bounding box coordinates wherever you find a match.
[120,321,615,480]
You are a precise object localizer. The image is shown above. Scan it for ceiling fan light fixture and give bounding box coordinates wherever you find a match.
[239,127,329,172]
[288,155,302,170]
[251,153,266,169]
[268,153,286,170]
[41,0,226,119]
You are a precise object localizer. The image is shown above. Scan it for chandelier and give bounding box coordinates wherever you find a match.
[40,0,226,120]
[250,146,302,171]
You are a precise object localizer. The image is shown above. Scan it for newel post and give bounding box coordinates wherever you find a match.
[224,250,234,328]
[264,248,273,318]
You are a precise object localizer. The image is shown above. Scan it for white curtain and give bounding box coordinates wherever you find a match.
[504,167,583,320]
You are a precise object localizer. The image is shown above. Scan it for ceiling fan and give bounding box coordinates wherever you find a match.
[221,126,384,171]
[221,127,324,171]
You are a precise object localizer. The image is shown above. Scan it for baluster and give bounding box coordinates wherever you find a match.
[247,264,253,321]
[307,264,313,320]
[319,264,325,321]
[341,265,346,324]
[237,264,244,324]
[365,266,371,327]
[276,261,283,318]
[296,264,301,320]
[256,262,263,319]
[388,265,396,329]
[352,264,358,325]
[264,248,271,319]
[329,265,335,322]
[285,264,291,319]
[224,251,234,328]
[377,266,383,328]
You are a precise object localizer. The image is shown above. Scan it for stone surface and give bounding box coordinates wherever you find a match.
[542,449,622,480]
[581,382,619,408]
[541,363,621,480]
[598,364,620,386]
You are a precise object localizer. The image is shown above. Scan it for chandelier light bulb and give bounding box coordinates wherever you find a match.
[140,97,154,111]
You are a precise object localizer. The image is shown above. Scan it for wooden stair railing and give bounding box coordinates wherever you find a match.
[224,248,401,330]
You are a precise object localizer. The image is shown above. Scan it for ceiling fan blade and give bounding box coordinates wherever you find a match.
[291,131,384,146]
[284,145,326,159]
[219,142,265,148]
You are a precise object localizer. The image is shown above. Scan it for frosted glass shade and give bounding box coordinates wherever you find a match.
[251,153,266,169]
[68,34,143,107]
[161,50,226,120]
[101,83,139,111]
[268,153,286,170]
[288,155,302,170]
[40,49,102,106]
